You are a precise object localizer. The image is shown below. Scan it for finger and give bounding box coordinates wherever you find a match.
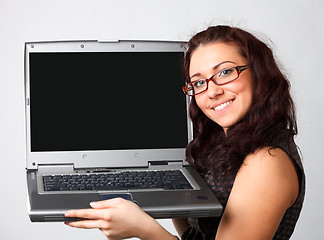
[65,219,109,229]
[65,208,112,221]
[90,197,128,209]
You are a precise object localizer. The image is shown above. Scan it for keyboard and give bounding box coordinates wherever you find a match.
[43,170,193,191]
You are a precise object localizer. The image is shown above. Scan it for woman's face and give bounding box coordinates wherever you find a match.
[189,42,253,133]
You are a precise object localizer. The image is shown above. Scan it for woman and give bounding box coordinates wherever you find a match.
[65,25,305,240]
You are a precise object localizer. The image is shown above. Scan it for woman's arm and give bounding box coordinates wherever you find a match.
[172,218,189,236]
[65,197,177,240]
[215,147,299,240]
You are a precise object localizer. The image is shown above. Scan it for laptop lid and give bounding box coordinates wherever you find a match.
[25,40,193,171]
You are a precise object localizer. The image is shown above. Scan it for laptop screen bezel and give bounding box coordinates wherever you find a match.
[24,40,193,170]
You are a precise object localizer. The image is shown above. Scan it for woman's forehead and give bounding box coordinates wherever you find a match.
[189,42,244,76]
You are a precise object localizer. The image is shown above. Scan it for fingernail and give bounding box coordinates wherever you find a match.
[90,202,97,207]
[65,212,70,217]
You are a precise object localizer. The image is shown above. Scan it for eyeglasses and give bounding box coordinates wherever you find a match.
[183,65,249,96]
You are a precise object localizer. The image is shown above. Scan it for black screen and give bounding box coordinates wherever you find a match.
[29,52,188,151]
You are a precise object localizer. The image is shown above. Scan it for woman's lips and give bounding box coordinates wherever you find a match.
[213,99,234,111]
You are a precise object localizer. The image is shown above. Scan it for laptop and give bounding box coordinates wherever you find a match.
[24,40,222,222]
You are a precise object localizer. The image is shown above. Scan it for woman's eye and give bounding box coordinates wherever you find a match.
[193,80,206,88]
[218,68,234,77]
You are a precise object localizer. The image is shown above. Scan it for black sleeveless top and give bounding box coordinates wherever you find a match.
[181,137,305,240]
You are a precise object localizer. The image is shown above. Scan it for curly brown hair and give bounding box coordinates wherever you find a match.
[184,25,297,177]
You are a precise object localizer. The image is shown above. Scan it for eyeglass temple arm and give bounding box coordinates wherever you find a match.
[238,65,249,72]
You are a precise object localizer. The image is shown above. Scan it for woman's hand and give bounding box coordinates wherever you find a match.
[64,197,161,240]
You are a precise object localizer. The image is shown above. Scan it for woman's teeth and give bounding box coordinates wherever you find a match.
[214,100,233,111]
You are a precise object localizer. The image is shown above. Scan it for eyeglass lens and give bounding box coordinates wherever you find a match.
[185,66,239,96]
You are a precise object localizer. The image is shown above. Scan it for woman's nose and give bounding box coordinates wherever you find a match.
[207,81,224,98]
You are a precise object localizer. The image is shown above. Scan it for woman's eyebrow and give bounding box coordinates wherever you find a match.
[190,61,235,79]
[190,72,201,79]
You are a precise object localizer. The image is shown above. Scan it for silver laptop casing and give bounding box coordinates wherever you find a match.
[25,40,222,222]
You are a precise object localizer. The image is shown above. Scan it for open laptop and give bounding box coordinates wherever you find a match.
[25,40,222,222]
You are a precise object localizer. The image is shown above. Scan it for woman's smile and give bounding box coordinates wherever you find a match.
[212,99,234,112]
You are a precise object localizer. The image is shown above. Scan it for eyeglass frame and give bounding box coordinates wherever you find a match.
[182,64,249,96]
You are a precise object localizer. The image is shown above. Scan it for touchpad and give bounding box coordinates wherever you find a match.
[99,193,133,201]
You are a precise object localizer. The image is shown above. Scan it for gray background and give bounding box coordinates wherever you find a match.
[0,0,323,239]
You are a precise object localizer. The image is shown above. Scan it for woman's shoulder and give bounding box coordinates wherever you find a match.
[238,146,300,207]
[244,147,295,170]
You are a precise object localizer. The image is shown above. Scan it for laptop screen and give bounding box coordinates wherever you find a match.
[29,51,188,152]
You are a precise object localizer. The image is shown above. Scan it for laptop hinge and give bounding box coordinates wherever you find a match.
[148,161,183,170]
[37,164,74,174]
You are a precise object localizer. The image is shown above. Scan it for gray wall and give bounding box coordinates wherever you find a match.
[0,0,323,239]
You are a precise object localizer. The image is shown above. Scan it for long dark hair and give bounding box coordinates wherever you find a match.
[184,25,297,177]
